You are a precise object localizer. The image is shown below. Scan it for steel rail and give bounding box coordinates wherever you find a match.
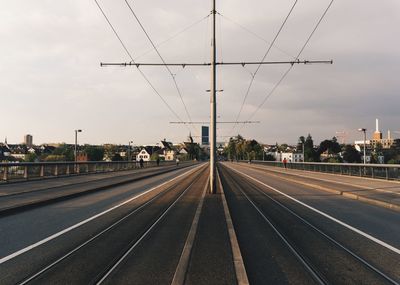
[223,165,399,284]
[220,166,326,285]
[16,165,207,285]
[96,167,209,284]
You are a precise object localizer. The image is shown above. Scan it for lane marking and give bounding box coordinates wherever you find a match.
[171,176,209,285]
[249,164,400,196]
[226,164,400,256]
[217,168,250,285]
[96,168,205,284]
[0,164,204,264]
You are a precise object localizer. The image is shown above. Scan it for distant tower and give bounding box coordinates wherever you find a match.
[24,134,33,147]
[372,118,382,140]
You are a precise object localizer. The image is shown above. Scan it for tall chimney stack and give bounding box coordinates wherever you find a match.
[376,118,379,132]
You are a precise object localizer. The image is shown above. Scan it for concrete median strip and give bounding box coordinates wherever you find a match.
[217,168,250,285]
[171,177,209,285]
[0,164,204,265]
[246,164,400,213]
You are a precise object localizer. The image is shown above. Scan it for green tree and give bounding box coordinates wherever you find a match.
[342,145,361,163]
[24,153,38,162]
[52,144,74,161]
[85,146,105,161]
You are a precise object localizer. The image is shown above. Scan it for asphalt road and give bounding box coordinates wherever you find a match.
[220,162,400,284]
[1,161,399,284]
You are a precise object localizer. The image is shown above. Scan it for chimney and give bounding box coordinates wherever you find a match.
[388,130,391,140]
[376,118,379,132]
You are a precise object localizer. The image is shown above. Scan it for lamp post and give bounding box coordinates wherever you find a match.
[358,128,367,164]
[128,141,133,162]
[302,142,305,162]
[74,129,82,162]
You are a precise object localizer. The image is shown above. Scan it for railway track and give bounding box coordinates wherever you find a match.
[1,165,208,284]
[218,164,400,284]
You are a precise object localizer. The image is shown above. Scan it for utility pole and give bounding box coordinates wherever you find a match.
[97,0,333,194]
[358,128,367,164]
[74,129,82,162]
[210,0,217,193]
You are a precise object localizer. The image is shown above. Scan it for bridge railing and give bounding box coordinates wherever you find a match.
[243,160,400,181]
[0,160,181,183]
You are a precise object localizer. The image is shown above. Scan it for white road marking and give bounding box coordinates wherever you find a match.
[227,164,400,256]
[250,164,400,196]
[0,164,204,264]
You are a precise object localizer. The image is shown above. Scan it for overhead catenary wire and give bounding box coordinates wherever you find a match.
[124,0,195,130]
[94,0,188,130]
[218,12,296,60]
[133,14,211,62]
[228,0,299,135]
[235,0,335,135]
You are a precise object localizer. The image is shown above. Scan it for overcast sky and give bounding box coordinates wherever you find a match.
[1,0,399,146]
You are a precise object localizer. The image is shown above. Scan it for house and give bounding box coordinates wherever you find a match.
[161,140,176,161]
[136,146,161,162]
[0,144,11,161]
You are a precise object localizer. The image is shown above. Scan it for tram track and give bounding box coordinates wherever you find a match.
[1,165,207,285]
[219,164,400,284]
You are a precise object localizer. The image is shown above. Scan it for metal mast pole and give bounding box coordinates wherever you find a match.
[210,0,217,193]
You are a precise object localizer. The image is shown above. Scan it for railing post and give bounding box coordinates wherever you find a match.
[66,164,70,175]
[54,164,58,176]
[24,165,29,180]
[76,163,80,174]
[40,165,44,177]
[3,166,8,181]
[371,167,374,178]
[386,167,389,180]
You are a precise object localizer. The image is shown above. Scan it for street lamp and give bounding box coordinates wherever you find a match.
[358,128,367,164]
[128,141,133,161]
[74,129,82,162]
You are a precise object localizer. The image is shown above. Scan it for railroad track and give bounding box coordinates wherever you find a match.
[218,164,400,285]
[1,165,208,284]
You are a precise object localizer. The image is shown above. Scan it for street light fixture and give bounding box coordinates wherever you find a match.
[358,128,367,164]
[128,141,133,162]
[74,129,82,162]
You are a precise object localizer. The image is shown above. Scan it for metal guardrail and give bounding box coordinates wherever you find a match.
[243,160,400,181]
[0,160,181,183]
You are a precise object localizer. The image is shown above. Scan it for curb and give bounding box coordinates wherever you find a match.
[0,163,198,216]
[217,167,249,285]
[243,164,400,213]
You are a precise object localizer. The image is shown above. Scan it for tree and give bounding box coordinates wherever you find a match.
[342,145,361,163]
[304,134,318,162]
[24,153,38,162]
[52,144,74,161]
[85,146,105,161]
[111,153,123,161]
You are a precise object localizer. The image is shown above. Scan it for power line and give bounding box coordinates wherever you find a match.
[218,13,296,60]
[133,14,210,61]
[235,0,335,135]
[124,0,194,127]
[94,0,187,128]
[231,0,299,131]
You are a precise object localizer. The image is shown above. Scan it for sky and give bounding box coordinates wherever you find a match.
[1,0,399,146]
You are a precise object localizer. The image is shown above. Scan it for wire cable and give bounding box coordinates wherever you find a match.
[94,0,187,128]
[133,14,211,61]
[229,0,299,134]
[234,0,335,136]
[124,0,194,127]
[217,12,296,60]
